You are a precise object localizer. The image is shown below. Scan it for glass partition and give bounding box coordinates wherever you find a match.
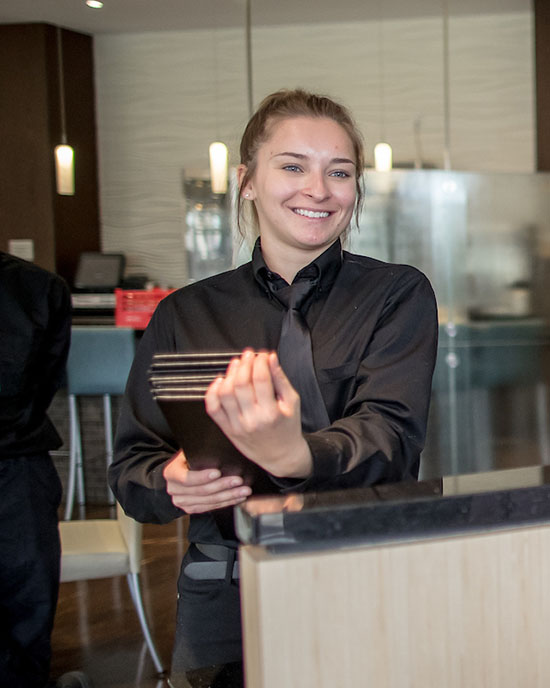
[349,170,550,478]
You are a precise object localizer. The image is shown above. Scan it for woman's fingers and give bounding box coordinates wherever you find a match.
[268,351,299,411]
[170,482,252,513]
[250,352,278,407]
[162,450,251,513]
[206,349,298,438]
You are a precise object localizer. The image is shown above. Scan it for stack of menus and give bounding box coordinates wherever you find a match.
[148,352,273,492]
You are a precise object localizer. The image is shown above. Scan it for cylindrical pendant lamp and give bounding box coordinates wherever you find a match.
[209,141,228,194]
[374,142,393,172]
[55,143,75,195]
[55,27,75,196]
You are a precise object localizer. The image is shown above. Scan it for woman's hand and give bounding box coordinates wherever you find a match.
[204,350,313,479]
[163,450,251,514]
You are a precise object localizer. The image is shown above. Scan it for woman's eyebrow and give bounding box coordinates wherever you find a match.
[272,152,307,160]
[272,151,355,165]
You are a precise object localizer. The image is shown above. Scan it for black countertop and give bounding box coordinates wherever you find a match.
[235,464,550,553]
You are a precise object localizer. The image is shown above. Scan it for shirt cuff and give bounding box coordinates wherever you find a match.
[267,433,342,493]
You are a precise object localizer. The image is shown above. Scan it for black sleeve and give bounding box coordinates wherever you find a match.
[35,274,72,411]
[275,269,438,493]
[109,299,183,524]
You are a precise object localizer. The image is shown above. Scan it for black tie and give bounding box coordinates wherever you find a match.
[274,277,330,433]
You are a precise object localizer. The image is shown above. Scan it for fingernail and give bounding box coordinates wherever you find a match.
[209,470,221,479]
[230,477,243,487]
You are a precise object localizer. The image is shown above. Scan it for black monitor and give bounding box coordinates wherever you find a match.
[73,252,125,292]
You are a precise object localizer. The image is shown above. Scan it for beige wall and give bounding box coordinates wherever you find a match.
[95,11,534,286]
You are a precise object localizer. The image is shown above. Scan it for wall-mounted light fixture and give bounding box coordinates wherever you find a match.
[54,26,75,195]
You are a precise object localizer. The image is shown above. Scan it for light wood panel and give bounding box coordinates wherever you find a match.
[241,524,550,687]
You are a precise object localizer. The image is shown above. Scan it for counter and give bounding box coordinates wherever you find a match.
[236,465,550,688]
[235,464,550,551]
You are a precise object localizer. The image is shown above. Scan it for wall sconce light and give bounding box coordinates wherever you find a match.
[209,141,228,194]
[55,26,75,195]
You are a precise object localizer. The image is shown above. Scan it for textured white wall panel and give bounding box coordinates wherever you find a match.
[95,13,534,286]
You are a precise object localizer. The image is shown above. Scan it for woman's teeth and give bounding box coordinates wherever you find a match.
[293,209,330,218]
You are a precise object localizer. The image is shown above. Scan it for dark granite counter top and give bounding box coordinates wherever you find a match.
[235,464,550,553]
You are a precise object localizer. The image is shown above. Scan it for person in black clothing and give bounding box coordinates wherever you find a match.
[0,252,71,687]
[109,89,438,678]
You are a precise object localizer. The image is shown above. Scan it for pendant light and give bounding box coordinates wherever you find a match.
[54,26,75,195]
[374,142,392,172]
[442,0,451,170]
[245,0,253,119]
[374,15,392,171]
[209,141,228,194]
[208,9,228,194]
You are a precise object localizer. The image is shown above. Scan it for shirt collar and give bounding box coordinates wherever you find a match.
[252,237,343,295]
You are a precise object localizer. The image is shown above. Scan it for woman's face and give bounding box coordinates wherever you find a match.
[240,116,357,260]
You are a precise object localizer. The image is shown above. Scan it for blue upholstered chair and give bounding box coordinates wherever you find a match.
[64,326,135,520]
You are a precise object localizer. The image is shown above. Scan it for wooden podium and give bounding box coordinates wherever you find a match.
[238,469,550,687]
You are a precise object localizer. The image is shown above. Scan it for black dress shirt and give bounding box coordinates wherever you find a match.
[0,252,71,457]
[110,239,438,545]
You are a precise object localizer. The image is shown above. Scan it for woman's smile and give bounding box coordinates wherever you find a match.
[292,208,331,219]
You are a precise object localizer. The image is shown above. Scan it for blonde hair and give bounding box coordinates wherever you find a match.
[237,88,365,240]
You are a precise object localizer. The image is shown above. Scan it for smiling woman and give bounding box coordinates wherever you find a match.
[238,117,357,282]
[108,88,439,682]
[237,89,365,249]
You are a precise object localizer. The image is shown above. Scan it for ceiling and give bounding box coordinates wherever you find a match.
[0,0,530,35]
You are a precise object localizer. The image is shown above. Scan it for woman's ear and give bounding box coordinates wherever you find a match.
[237,164,256,200]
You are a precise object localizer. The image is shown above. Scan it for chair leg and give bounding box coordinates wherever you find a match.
[64,395,85,520]
[126,572,165,675]
[74,402,85,508]
[103,394,115,505]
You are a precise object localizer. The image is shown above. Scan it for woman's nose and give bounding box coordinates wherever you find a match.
[303,171,330,200]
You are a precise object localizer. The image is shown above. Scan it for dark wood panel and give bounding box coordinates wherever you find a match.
[51,27,101,286]
[0,24,56,271]
[0,23,100,284]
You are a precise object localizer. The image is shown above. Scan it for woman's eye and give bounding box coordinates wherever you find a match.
[282,164,302,173]
[330,170,351,178]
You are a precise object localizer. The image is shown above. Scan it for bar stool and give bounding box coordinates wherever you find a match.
[64,326,135,520]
